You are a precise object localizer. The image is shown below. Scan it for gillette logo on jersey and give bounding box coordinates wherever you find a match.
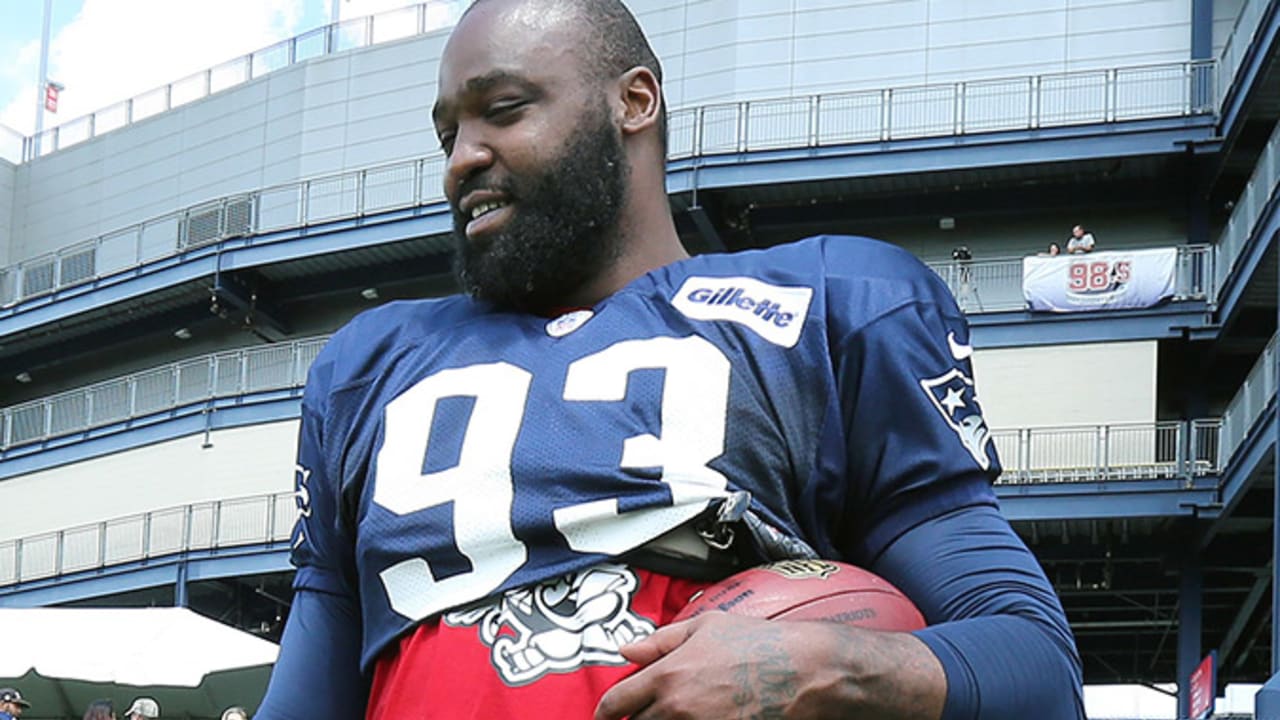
[672,276,813,347]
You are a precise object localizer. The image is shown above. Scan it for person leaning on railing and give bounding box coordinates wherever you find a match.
[1066,225,1095,254]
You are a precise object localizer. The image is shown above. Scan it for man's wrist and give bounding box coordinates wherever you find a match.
[835,626,947,720]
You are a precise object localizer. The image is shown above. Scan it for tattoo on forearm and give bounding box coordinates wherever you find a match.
[714,624,800,720]
[753,647,798,720]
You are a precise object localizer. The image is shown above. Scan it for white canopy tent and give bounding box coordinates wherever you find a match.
[0,607,278,719]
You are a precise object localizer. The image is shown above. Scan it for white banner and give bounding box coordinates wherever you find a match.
[1022,249,1178,312]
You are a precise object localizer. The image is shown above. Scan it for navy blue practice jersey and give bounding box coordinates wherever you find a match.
[291,235,1001,670]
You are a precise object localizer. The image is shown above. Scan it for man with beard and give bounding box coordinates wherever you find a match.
[257,1,1085,719]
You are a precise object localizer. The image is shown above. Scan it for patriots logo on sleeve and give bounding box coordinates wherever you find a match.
[919,333,993,470]
[292,464,313,550]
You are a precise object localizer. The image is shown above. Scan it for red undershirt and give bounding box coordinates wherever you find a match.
[368,569,711,720]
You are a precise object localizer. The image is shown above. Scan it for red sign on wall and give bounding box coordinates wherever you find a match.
[44,84,58,114]
[1188,652,1216,720]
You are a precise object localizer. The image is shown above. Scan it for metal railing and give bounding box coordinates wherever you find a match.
[0,155,448,308]
[1217,0,1270,109]
[665,60,1213,159]
[1,56,1219,309]
[0,491,294,587]
[0,337,326,451]
[0,414,1226,587]
[1219,333,1279,466]
[13,4,1213,162]
[1,318,1231,480]
[992,419,1221,485]
[926,245,1215,313]
[1215,108,1280,295]
[22,1,468,160]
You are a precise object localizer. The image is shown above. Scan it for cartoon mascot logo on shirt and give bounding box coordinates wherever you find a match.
[919,332,994,471]
[443,563,656,686]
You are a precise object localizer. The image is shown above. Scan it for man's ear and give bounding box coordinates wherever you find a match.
[617,67,661,138]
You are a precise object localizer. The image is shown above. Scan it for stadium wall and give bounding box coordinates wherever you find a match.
[4,0,1206,266]
[1,421,297,542]
[638,0,1198,107]
[971,341,1158,428]
[1215,0,1249,55]
[0,159,13,267]
[5,32,447,267]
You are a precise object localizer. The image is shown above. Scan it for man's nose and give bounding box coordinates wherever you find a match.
[445,127,495,201]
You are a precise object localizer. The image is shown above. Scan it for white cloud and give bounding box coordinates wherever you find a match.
[0,0,307,136]
[0,38,45,136]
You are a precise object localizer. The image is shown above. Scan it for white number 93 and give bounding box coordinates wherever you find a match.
[374,335,732,620]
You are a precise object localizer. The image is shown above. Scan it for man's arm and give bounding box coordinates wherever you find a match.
[596,243,1082,718]
[257,348,369,718]
[256,581,367,719]
[876,504,1084,719]
[594,503,1082,720]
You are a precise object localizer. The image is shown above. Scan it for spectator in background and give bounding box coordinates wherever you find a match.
[1067,225,1095,254]
[122,697,159,720]
[1045,242,1061,256]
[0,688,30,719]
[82,699,115,720]
[221,706,250,720]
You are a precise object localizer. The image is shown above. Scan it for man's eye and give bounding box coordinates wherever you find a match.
[486,101,526,121]
[437,132,456,154]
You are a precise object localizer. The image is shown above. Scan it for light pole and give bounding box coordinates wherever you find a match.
[33,0,54,156]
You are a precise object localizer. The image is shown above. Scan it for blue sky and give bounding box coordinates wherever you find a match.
[0,0,409,135]
[0,0,82,131]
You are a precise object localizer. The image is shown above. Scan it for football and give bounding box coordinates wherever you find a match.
[672,559,926,631]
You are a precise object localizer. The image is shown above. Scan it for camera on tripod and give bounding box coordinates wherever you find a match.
[952,246,972,262]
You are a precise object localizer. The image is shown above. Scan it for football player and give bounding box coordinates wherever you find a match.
[258,1,1085,718]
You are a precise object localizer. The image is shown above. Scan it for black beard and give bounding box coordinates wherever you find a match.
[451,105,629,314]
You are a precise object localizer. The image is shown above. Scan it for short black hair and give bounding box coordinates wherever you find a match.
[466,0,668,155]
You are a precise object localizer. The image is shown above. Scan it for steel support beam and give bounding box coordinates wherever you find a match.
[1221,565,1270,669]
[687,206,727,253]
[1273,241,1280,673]
[1177,552,1202,719]
[174,560,189,607]
[1191,0,1213,60]
[1258,672,1280,719]
[211,271,291,341]
[1202,407,1276,552]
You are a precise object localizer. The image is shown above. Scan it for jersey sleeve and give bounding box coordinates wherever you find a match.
[834,292,1000,564]
[259,341,369,715]
[819,239,1082,717]
[289,344,358,591]
[874,505,1085,719]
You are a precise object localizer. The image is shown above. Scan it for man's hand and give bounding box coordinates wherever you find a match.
[594,613,946,720]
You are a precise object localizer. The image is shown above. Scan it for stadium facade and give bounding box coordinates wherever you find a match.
[0,0,1278,715]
